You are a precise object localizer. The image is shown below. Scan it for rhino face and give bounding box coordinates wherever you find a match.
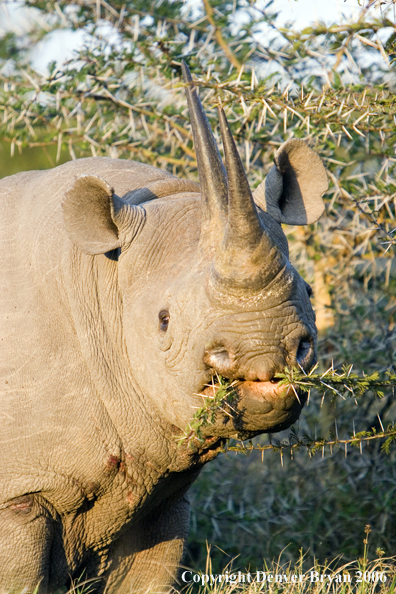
[63,62,327,444]
[118,197,315,441]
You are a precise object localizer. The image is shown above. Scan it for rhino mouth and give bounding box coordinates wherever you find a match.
[198,377,306,440]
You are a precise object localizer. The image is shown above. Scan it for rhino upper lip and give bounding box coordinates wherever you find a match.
[206,375,282,386]
[201,376,287,400]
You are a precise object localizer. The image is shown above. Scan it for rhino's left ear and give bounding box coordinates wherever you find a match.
[63,175,144,255]
[253,139,328,225]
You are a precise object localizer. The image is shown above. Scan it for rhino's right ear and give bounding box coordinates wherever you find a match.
[253,139,328,225]
[63,175,144,255]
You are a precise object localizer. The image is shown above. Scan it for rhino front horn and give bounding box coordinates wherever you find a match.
[214,108,282,289]
[218,107,264,250]
[182,61,228,240]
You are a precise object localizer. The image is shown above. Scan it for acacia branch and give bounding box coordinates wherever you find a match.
[201,0,242,69]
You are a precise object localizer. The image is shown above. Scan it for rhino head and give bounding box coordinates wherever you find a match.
[63,62,327,450]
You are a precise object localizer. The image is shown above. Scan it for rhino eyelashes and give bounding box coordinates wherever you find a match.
[159,310,170,332]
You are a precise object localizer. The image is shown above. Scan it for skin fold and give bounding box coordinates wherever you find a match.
[0,64,327,594]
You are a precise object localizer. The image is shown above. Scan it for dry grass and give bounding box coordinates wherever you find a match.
[182,545,396,593]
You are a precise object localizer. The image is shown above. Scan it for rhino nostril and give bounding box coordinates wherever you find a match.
[215,350,229,364]
[204,346,231,374]
[296,338,313,368]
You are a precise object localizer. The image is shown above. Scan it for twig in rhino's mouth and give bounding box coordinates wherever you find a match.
[176,372,306,448]
[201,372,239,393]
[175,375,240,448]
[289,383,301,404]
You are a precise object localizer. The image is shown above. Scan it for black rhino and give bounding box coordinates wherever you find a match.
[0,62,327,593]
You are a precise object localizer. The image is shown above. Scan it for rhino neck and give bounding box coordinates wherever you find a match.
[65,247,213,477]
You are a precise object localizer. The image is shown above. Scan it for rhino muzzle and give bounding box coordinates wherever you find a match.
[199,378,307,440]
[200,334,314,439]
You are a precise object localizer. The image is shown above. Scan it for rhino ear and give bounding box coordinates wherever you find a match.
[63,175,140,255]
[253,139,328,225]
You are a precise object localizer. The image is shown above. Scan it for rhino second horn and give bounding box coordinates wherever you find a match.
[218,107,264,249]
[181,61,228,239]
[215,107,278,288]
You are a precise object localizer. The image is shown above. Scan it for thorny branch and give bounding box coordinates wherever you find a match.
[179,369,396,458]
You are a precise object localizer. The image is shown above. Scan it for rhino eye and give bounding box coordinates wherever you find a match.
[159,310,170,332]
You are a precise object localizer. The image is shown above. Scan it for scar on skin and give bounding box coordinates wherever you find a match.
[0,429,49,444]
[9,495,34,514]
[106,454,121,470]
[126,492,138,506]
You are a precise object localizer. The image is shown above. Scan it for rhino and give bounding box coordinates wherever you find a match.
[0,62,327,593]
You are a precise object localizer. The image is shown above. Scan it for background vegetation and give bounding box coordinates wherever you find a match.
[1,0,396,579]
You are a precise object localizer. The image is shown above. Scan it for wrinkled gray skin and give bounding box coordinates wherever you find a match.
[0,63,328,593]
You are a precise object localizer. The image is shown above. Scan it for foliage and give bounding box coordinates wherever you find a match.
[1,0,396,573]
[277,366,396,401]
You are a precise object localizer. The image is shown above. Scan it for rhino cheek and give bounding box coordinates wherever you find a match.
[119,285,206,430]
